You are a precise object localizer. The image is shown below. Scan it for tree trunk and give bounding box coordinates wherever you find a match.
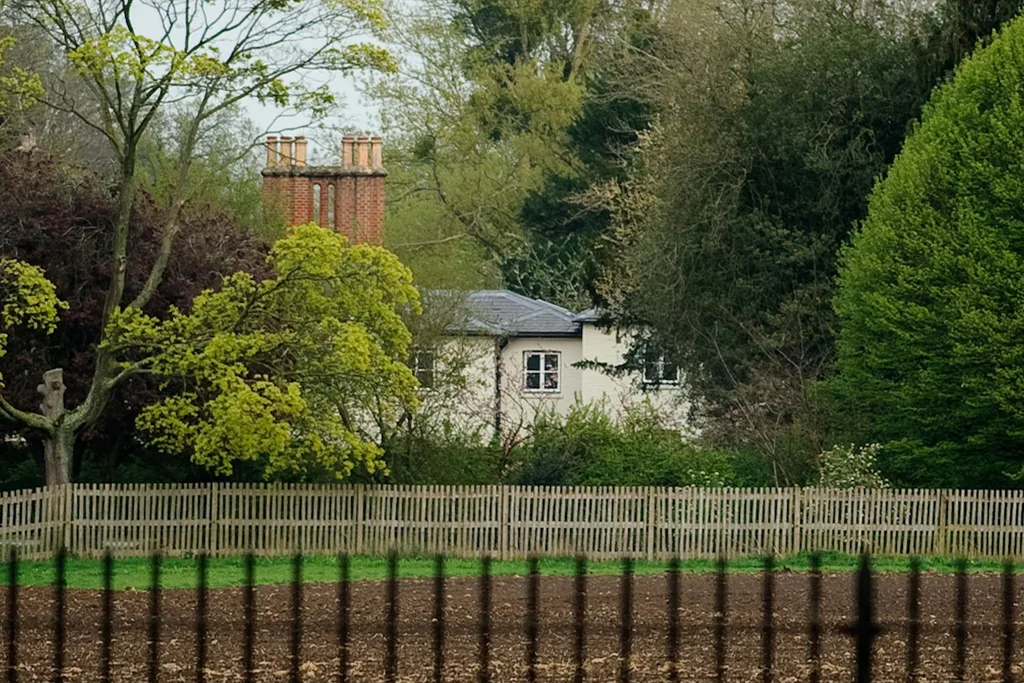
[38,368,72,486]
[42,426,73,485]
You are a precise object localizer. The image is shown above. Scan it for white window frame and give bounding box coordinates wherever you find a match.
[523,350,561,393]
[643,355,680,387]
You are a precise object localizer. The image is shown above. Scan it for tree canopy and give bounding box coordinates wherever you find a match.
[0,156,420,483]
[117,224,420,479]
[593,0,1024,479]
[833,12,1024,487]
[0,259,65,385]
[370,0,651,308]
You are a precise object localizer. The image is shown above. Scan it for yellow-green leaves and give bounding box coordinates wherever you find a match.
[332,44,397,72]
[68,25,179,82]
[327,0,388,29]
[368,6,586,287]
[41,0,397,161]
[0,259,67,385]
[113,224,420,480]
[0,37,43,115]
[0,259,65,333]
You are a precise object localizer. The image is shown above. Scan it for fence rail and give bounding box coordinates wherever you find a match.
[3,484,1024,560]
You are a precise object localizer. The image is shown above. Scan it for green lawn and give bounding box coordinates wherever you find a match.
[0,552,1013,590]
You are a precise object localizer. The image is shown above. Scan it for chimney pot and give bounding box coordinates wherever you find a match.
[294,136,308,166]
[265,135,279,166]
[279,136,294,165]
[342,135,356,167]
[356,135,370,167]
[370,136,383,169]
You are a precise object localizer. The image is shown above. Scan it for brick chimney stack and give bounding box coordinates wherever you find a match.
[261,134,386,245]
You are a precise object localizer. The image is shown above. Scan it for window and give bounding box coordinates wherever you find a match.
[643,354,680,387]
[524,351,560,392]
[411,348,436,388]
[312,183,321,224]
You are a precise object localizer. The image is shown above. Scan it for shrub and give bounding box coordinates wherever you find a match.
[832,14,1024,487]
[817,443,889,489]
[381,422,507,486]
[0,440,42,491]
[510,401,735,487]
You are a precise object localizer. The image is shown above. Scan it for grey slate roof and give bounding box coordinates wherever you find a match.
[573,308,601,323]
[448,290,582,337]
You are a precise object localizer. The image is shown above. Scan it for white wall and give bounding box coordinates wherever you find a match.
[419,336,496,437]
[430,327,696,442]
[579,323,694,433]
[497,336,584,436]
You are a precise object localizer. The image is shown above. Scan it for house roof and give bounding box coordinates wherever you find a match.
[573,308,601,323]
[448,290,582,337]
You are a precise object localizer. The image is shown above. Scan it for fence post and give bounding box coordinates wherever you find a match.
[354,484,364,555]
[208,482,219,556]
[62,483,73,553]
[645,488,656,561]
[509,486,520,560]
[792,487,802,556]
[499,485,508,561]
[936,489,948,556]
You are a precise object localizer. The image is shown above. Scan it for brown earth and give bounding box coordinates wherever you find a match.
[0,572,1021,682]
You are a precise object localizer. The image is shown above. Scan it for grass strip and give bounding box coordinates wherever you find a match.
[0,551,1015,589]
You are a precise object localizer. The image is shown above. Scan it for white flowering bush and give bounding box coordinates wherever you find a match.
[817,443,889,489]
[685,468,730,487]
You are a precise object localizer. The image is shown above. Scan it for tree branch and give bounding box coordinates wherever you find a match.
[0,393,53,432]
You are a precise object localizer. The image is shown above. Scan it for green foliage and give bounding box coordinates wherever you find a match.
[0,441,42,492]
[108,224,420,480]
[0,259,67,385]
[58,0,393,117]
[0,36,42,118]
[720,438,819,488]
[372,0,631,304]
[0,153,275,483]
[596,0,1024,474]
[382,422,506,485]
[373,4,583,280]
[833,13,1024,487]
[817,444,889,489]
[604,0,928,392]
[511,402,736,487]
[0,259,65,335]
[503,63,654,309]
[1,0,404,485]
[381,159,501,291]
[138,107,286,242]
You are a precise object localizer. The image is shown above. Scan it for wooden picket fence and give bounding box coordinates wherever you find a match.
[2,484,1024,560]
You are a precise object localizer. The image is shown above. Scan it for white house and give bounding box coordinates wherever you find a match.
[412,290,694,442]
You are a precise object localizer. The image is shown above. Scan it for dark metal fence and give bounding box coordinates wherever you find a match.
[0,548,1018,682]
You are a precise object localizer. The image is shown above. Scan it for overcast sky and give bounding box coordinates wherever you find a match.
[245,77,382,155]
[240,54,386,163]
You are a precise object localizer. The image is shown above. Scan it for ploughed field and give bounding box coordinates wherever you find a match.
[1,572,1021,682]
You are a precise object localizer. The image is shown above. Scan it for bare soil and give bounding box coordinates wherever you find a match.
[1,572,1021,682]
